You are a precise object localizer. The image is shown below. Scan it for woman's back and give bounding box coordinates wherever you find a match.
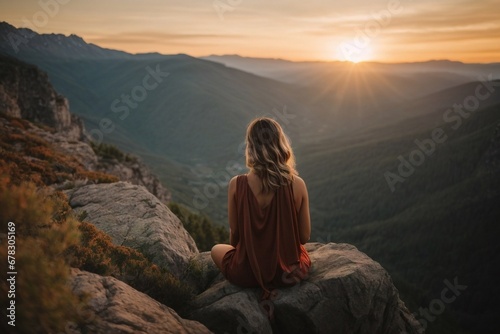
[239,172,311,243]
[221,174,310,296]
[211,117,312,298]
[246,172,276,209]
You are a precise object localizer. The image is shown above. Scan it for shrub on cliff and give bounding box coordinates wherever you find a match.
[0,177,85,334]
[90,141,137,163]
[0,174,194,334]
[67,221,194,312]
[0,114,119,186]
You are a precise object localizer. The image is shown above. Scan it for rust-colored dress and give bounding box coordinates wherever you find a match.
[222,174,311,296]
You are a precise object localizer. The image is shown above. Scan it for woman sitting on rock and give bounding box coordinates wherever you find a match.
[211,117,311,301]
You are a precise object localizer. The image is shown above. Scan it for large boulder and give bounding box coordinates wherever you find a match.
[66,182,197,277]
[70,269,212,334]
[188,243,423,334]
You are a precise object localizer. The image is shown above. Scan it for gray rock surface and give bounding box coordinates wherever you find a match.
[29,124,172,203]
[188,243,423,334]
[29,125,99,170]
[94,157,172,203]
[66,182,198,277]
[70,268,212,334]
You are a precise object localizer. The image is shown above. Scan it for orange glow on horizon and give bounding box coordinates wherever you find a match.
[1,0,499,64]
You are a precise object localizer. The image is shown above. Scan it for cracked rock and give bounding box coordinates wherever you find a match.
[187,243,423,334]
[66,181,198,277]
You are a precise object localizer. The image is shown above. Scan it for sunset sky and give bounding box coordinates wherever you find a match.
[1,0,499,63]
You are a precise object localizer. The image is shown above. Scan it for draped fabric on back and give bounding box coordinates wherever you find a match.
[222,174,310,296]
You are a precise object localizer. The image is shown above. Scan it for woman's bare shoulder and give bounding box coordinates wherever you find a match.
[228,175,240,195]
[292,175,307,194]
[293,175,305,184]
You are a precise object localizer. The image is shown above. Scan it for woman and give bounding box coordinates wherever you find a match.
[211,117,311,299]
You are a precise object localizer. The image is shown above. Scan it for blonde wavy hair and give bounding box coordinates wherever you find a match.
[245,117,297,193]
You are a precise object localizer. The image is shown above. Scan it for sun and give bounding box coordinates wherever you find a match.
[334,42,376,63]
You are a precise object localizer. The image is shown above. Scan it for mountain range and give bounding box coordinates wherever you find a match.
[1,21,499,333]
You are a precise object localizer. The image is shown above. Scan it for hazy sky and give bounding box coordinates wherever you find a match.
[1,0,499,62]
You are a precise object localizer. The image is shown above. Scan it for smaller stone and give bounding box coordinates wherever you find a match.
[70,268,212,334]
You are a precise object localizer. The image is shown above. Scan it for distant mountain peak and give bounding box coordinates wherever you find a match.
[0,21,131,59]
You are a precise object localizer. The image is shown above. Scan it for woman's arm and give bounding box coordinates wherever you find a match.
[294,176,311,244]
[228,176,238,247]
